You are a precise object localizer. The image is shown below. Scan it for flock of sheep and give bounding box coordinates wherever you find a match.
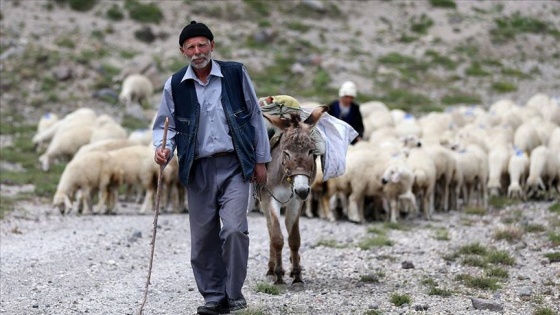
[31,74,559,225]
[305,92,560,224]
[30,74,187,216]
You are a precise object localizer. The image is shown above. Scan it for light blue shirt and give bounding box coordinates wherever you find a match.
[153,60,271,163]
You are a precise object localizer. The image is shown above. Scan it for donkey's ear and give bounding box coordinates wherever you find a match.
[303,105,328,127]
[263,113,291,130]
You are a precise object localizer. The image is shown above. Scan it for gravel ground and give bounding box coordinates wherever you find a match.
[1,198,559,315]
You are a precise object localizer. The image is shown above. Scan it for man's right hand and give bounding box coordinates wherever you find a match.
[154,147,170,165]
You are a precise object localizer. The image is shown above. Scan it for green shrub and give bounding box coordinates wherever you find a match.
[486,250,515,266]
[410,14,434,34]
[428,286,453,296]
[533,307,556,315]
[106,4,124,21]
[493,226,524,242]
[125,0,163,24]
[390,293,411,306]
[465,62,490,76]
[485,267,509,278]
[358,235,393,249]
[254,282,281,295]
[429,0,456,9]
[491,81,517,93]
[454,274,501,291]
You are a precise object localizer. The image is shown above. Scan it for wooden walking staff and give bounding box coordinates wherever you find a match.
[138,117,169,315]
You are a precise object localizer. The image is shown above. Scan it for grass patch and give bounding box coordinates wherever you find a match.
[544,252,560,263]
[489,196,518,209]
[491,81,517,93]
[485,266,509,278]
[433,228,450,241]
[428,286,454,297]
[549,203,560,213]
[486,249,515,266]
[463,206,486,215]
[390,293,411,306]
[457,243,488,256]
[359,273,382,284]
[358,235,393,249]
[0,196,16,219]
[315,238,346,248]
[410,14,434,34]
[465,62,490,76]
[125,0,163,24]
[490,13,558,43]
[524,223,546,233]
[548,232,560,247]
[106,4,124,21]
[429,0,456,9]
[533,307,557,315]
[493,226,524,242]
[462,255,488,268]
[454,274,501,291]
[383,221,410,231]
[254,282,281,295]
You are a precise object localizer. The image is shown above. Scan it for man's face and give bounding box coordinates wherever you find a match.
[340,95,354,107]
[180,37,214,69]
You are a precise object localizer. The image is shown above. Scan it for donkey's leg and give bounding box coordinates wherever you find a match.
[285,203,303,285]
[265,206,286,284]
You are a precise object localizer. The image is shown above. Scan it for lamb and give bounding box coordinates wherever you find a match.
[89,114,128,143]
[106,145,159,214]
[507,149,530,200]
[32,107,96,153]
[118,73,154,106]
[381,158,417,223]
[53,151,122,215]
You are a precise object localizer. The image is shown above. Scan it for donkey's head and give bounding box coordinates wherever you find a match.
[264,105,327,200]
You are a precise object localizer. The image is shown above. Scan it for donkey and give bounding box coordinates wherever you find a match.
[258,105,328,286]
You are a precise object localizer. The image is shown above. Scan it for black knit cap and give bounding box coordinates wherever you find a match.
[179,21,214,46]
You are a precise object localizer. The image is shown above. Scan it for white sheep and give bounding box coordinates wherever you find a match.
[89,114,128,143]
[32,107,96,153]
[451,143,488,209]
[128,128,154,146]
[304,158,336,221]
[38,122,95,171]
[548,127,560,153]
[507,149,530,200]
[526,145,559,199]
[487,143,512,197]
[73,138,138,161]
[405,146,437,220]
[513,121,542,155]
[106,145,159,214]
[423,143,457,212]
[53,151,122,215]
[33,112,60,152]
[118,73,154,106]
[161,155,187,213]
[381,158,417,223]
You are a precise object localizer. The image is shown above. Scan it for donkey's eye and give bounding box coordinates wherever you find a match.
[283,151,290,159]
[308,150,314,156]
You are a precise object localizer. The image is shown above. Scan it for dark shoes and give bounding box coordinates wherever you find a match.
[226,297,247,312]
[196,298,247,315]
[197,301,227,315]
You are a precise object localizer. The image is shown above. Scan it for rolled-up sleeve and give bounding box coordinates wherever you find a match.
[242,67,271,163]
[152,76,177,155]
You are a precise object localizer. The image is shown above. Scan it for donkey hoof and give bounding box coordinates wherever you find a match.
[291,281,304,291]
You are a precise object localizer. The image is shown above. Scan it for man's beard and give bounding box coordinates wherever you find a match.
[190,51,211,69]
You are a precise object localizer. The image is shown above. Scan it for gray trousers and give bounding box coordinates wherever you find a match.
[186,154,250,303]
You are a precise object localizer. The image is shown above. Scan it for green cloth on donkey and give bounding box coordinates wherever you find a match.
[259,95,326,156]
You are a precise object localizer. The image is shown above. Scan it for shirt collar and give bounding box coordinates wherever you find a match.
[181,60,223,83]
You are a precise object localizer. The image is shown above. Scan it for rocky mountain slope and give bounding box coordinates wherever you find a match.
[1,0,559,125]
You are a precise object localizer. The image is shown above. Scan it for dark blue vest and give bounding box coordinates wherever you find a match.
[171,61,256,185]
